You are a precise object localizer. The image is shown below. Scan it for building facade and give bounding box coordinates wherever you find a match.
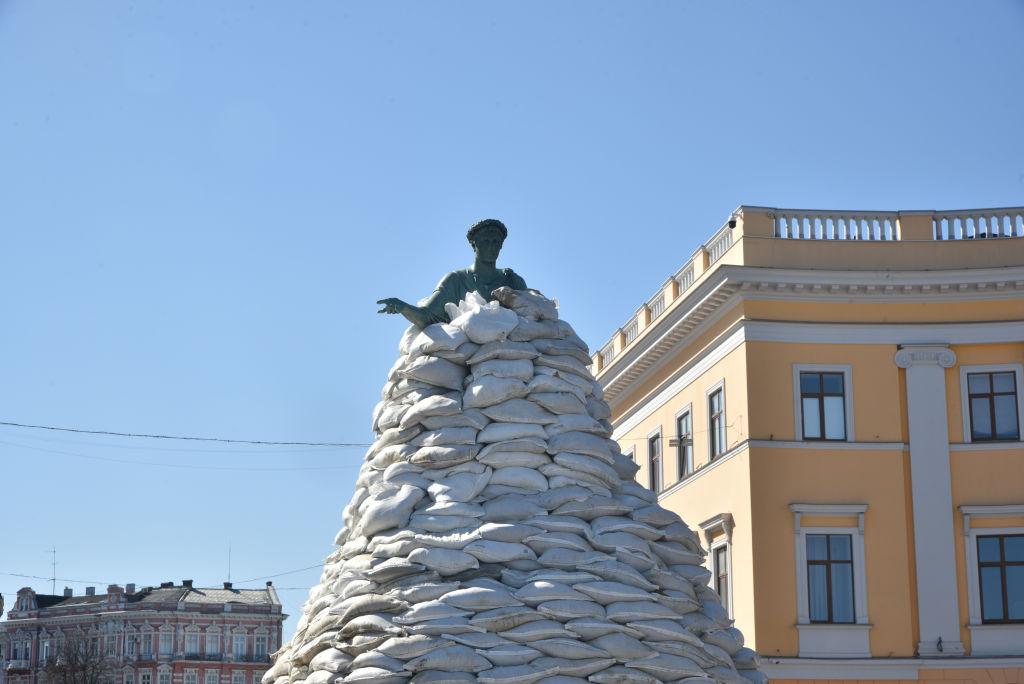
[1,582,284,684]
[594,206,1024,682]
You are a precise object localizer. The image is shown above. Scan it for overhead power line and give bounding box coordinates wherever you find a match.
[0,420,370,447]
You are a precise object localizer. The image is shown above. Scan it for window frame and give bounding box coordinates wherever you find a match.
[790,503,870,658]
[706,380,726,460]
[674,404,694,481]
[805,533,856,624]
[976,533,1024,624]
[646,427,663,493]
[711,539,732,619]
[792,364,854,442]
[960,364,1024,444]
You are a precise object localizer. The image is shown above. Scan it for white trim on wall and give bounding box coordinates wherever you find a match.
[957,363,1024,444]
[746,319,1024,346]
[792,364,855,442]
[958,504,1024,655]
[790,503,870,658]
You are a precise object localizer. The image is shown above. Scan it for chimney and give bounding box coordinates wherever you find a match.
[63,587,73,598]
[126,583,136,594]
[107,584,123,594]
[160,582,173,588]
[265,581,273,587]
[223,582,233,590]
[182,580,193,588]
[85,587,95,596]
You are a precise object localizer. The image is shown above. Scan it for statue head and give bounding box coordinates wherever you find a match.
[466,219,507,263]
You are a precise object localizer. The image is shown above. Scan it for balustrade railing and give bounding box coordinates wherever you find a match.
[647,291,666,320]
[774,210,899,240]
[674,261,695,292]
[623,316,640,344]
[933,208,1024,240]
[599,341,615,368]
[707,222,734,262]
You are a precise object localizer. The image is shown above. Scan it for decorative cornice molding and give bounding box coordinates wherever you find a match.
[895,344,956,369]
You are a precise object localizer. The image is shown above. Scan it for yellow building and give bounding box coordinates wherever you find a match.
[593,206,1024,683]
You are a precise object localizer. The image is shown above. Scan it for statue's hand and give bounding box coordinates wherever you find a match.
[376,298,408,315]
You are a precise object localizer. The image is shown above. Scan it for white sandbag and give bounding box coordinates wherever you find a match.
[530,638,610,660]
[531,659,613,678]
[483,495,548,522]
[410,324,468,355]
[588,634,655,660]
[482,399,558,424]
[553,497,631,520]
[342,667,409,684]
[441,585,523,610]
[406,548,479,576]
[498,620,572,642]
[552,453,619,487]
[574,581,654,605]
[463,376,529,409]
[489,466,549,491]
[476,644,542,666]
[409,514,480,533]
[411,445,480,468]
[536,599,605,621]
[409,672,476,684]
[479,421,552,444]
[467,340,539,364]
[469,605,545,632]
[420,410,490,430]
[309,648,352,674]
[523,531,592,554]
[478,437,548,456]
[349,651,406,673]
[478,451,552,468]
[547,432,613,462]
[450,298,519,344]
[357,485,425,537]
[630,505,682,528]
[400,356,467,391]
[514,581,588,606]
[477,664,560,684]
[464,539,538,563]
[534,354,590,378]
[625,654,705,679]
[508,317,564,342]
[477,522,543,543]
[404,644,492,673]
[587,666,660,684]
[491,287,559,321]
[472,359,535,382]
[591,517,663,541]
[527,374,586,403]
[427,468,492,502]
[400,394,463,430]
[530,338,591,364]
[388,582,461,604]
[529,392,587,415]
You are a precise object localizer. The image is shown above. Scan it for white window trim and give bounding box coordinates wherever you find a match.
[646,426,663,493]
[673,403,694,480]
[790,503,870,658]
[959,504,1024,655]
[706,379,726,460]
[700,513,734,620]
[958,364,1024,443]
[792,364,855,442]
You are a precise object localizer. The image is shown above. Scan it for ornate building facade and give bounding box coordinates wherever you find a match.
[1,581,284,684]
[594,206,1024,682]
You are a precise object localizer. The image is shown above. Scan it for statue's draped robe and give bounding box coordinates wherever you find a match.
[418,267,527,325]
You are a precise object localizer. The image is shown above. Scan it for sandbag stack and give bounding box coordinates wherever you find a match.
[265,289,763,684]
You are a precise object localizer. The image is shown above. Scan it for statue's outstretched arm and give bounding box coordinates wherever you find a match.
[376,297,436,328]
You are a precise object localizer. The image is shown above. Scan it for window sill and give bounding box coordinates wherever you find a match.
[968,624,1024,656]
[797,623,871,658]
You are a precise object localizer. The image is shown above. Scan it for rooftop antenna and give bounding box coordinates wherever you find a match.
[49,546,56,594]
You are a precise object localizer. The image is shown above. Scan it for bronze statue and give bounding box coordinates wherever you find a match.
[377,219,527,328]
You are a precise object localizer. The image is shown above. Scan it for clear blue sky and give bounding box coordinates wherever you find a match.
[2,1,1023,640]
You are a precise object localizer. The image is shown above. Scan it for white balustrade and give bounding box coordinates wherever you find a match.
[599,341,615,368]
[932,208,1024,240]
[706,223,734,262]
[774,210,899,240]
[675,261,695,292]
[624,316,640,344]
[647,289,667,320]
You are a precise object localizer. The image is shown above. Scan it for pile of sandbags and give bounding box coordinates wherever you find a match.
[264,289,763,684]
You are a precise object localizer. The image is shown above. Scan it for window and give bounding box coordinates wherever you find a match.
[253,636,267,659]
[977,534,1024,623]
[205,671,219,684]
[124,672,134,684]
[232,672,245,684]
[42,639,51,662]
[140,634,152,657]
[125,636,136,656]
[806,534,855,623]
[232,634,246,659]
[708,386,725,458]
[158,633,173,656]
[675,410,693,479]
[184,671,197,684]
[968,372,1020,441]
[252,674,262,684]
[106,637,116,657]
[647,432,662,493]
[800,371,846,440]
[186,634,199,657]
[159,672,171,684]
[140,672,152,684]
[205,634,220,656]
[713,545,730,610]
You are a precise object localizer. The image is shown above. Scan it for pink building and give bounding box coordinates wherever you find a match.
[0,581,284,684]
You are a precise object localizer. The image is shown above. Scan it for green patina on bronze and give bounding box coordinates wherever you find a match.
[377,219,527,328]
